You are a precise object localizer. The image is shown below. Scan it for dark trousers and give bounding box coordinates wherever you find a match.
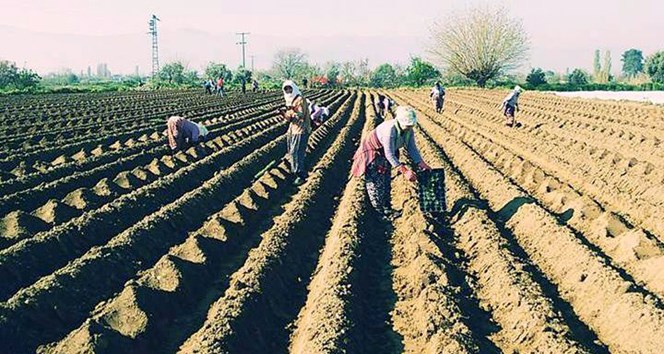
[365,155,391,213]
[504,104,516,125]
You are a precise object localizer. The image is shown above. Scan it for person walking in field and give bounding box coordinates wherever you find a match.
[204,79,213,95]
[166,116,208,152]
[501,85,522,127]
[278,80,312,186]
[252,79,259,92]
[216,76,225,97]
[351,106,431,221]
[431,81,445,113]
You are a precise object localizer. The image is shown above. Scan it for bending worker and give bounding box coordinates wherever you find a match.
[166,116,208,152]
[279,80,312,186]
[501,85,522,127]
[309,101,330,127]
[351,106,431,221]
[375,94,395,119]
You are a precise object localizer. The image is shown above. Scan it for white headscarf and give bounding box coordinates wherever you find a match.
[282,80,302,106]
[395,106,417,127]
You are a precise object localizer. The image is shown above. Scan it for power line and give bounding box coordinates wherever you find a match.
[148,14,160,78]
[236,32,250,71]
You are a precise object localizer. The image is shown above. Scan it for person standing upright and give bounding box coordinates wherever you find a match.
[216,76,225,97]
[279,80,312,185]
[430,81,445,113]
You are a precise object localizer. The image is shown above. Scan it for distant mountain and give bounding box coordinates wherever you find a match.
[0,25,424,75]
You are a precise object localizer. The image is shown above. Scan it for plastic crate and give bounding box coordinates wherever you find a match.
[417,168,446,213]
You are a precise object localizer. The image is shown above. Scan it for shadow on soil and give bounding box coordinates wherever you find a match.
[428,212,503,353]
[495,196,535,223]
[347,207,404,353]
[459,196,610,354]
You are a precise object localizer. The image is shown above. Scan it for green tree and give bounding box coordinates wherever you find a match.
[157,61,198,86]
[645,51,664,83]
[622,49,644,78]
[15,68,41,89]
[232,67,252,86]
[593,49,601,79]
[568,68,589,85]
[544,70,560,84]
[526,68,547,87]
[66,73,80,84]
[0,61,19,88]
[0,61,41,90]
[205,62,232,81]
[370,63,398,88]
[158,62,185,84]
[406,57,440,87]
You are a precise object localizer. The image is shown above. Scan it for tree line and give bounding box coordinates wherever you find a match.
[3,3,664,94]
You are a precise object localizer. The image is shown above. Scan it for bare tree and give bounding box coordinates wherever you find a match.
[429,6,529,87]
[340,59,370,86]
[272,48,308,80]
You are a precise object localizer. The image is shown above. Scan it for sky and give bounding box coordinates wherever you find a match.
[0,0,662,75]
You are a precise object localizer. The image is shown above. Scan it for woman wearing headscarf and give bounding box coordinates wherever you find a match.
[166,116,207,152]
[279,80,312,185]
[501,85,523,127]
[431,81,445,113]
[309,101,330,127]
[351,106,431,221]
[375,94,395,119]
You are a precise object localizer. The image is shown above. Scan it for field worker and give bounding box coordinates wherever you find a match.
[375,95,395,119]
[196,122,209,142]
[309,101,330,127]
[252,79,259,92]
[279,80,312,185]
[431,81,445,113]
[351,106,431,221]
[321,106,330,123]
[204,79,213,95]
[501,85,522,127]
[166,116,203,152]
[216,76,225,97]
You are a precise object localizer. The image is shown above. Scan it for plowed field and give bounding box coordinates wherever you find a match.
[1,88,663,353]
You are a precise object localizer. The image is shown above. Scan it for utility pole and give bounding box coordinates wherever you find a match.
[236,32,250,71]
[148,15,160,78]
[250,55,255,72]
